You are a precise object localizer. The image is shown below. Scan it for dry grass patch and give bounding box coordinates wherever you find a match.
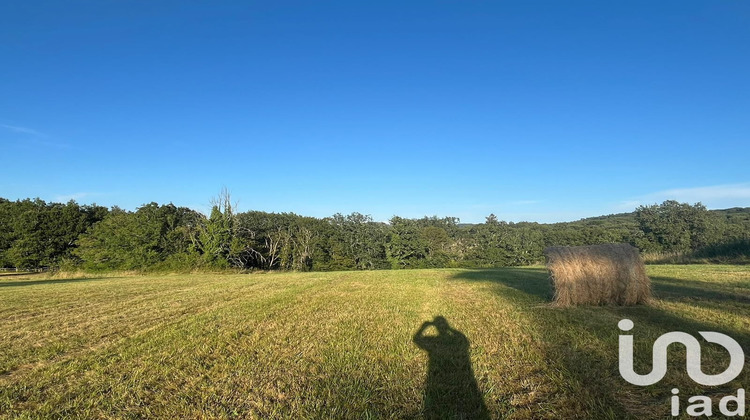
[1,266,748,419]
[545,244,651,306]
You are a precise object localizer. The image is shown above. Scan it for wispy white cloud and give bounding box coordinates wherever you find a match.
[1,124,46,137]
[657,183,750,201]
[615,183,750,211]
[1,123,70,149]
[614,200,643,212]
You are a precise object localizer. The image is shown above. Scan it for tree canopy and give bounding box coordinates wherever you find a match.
[1,196,748,271]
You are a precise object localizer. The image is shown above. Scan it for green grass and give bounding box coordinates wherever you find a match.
[1,266,748,419]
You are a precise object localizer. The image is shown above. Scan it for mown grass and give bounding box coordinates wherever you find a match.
[0,266,748,419]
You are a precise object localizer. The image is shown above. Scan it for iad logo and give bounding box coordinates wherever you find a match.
[618,319,744,386]
[618,319,746,417]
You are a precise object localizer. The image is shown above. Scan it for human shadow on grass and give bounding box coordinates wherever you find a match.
[413,316,489,420]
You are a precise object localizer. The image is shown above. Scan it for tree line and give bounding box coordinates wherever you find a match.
[1,193,748,271]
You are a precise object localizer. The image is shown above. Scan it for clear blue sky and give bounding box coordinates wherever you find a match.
[2,1,749,223]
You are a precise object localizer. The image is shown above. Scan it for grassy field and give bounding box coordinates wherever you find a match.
[1,266,748,419]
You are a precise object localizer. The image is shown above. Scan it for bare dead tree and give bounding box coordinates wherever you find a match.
[210,187,237,219]
[292,226,315,271]
[265,227,285,269]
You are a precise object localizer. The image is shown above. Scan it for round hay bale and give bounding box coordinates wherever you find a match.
[544,243,651,306]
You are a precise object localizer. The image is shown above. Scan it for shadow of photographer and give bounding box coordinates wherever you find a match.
[413,316,489,419]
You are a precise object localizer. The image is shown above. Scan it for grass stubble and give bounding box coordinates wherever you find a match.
[0,265,748,419]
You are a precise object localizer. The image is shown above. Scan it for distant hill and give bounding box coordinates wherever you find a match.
[458,207,750,228]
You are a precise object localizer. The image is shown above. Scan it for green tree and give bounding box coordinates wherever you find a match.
[386,216,428,268]
[75,203,197,270]
[0,198,107,268]
[635,200,723,253]
[327,213,388,270]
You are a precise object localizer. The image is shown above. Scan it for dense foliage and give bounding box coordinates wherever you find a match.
[0,196,748,271]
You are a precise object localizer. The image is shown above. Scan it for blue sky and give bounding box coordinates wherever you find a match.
[1,1,749,223]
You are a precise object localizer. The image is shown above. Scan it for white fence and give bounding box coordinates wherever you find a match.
[0,267,51,273]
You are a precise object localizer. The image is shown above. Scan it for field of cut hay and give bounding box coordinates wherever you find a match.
[1,266,748,419]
